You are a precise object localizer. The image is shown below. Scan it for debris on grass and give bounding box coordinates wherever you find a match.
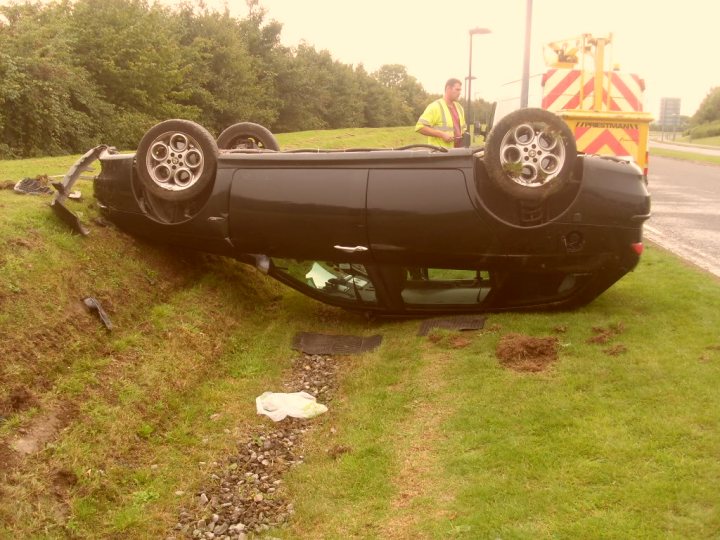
[552,325,568,333]
[255,391,328,422]
[496,333,559,372]
[13,175,53,195]
[82,297,113,331]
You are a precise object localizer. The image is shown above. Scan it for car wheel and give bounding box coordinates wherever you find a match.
[217,122,280,151]
[135,119,218,203]
[483,108,576,201]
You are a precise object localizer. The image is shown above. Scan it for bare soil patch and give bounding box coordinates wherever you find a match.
[604,344,628,356]
[0,442,15,471]
[496,333,559,372]
[9,403,75,455]
[0,385,37,417]
[587,322,625,344]
[449,336,472,349]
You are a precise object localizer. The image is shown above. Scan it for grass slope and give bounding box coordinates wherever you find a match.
[1,127,719,538]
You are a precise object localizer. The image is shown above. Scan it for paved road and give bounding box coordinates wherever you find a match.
[644,156,720,277]
[650,140,720,157]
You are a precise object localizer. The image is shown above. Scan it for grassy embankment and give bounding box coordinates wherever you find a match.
[649,132,720,165]
[1,126,719,538]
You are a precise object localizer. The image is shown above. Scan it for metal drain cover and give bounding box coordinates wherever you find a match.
[292,332,383,355]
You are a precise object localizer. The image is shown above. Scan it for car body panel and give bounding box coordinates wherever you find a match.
[228,167,369,261]
[367,167,493,265]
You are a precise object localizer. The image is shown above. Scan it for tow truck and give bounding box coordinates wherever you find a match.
[541,34,653,180]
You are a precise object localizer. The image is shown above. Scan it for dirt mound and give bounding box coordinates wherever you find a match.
[496,333,559,372]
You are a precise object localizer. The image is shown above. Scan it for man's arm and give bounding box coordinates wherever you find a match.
[417,125,454,143]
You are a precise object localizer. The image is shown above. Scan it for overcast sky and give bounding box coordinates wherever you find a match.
[206,0,718,119]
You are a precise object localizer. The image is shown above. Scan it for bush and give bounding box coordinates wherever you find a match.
[688,120,720,140]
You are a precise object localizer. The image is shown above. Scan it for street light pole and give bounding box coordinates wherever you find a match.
[468,27,491,138]
[520,0,533,108]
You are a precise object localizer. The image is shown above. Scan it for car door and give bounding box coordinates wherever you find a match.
[366,166,492,267]
[228,162,370,262]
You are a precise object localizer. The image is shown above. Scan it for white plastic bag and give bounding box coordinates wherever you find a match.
[255,391,328,422]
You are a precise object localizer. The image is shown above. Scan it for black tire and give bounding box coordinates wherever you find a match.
[483,108,576,201]
[217,122,280,151]
[135,119,218,203]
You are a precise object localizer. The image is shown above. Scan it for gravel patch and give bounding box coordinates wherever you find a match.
[170,353,340,539]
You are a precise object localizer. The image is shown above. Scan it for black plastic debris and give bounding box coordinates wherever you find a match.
[14,176,53,195]
[292,332,382,355]
[53,200,89,236]
[82,297,113,331]
[417,315,487,336]
[51,145,111,236]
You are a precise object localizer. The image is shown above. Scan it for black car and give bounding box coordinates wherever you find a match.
[52,108,651,317]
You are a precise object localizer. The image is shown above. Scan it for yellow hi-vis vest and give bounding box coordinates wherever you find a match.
[415,98,466,147]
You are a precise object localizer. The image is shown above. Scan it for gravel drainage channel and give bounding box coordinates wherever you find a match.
[171,353,340,539]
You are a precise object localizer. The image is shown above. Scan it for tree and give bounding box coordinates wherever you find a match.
[0,0,434,156]
[0,1,105,157]
[172,5,273,135]
[373,64,427,123]
[68,0,199,147]
[691,87,720,126]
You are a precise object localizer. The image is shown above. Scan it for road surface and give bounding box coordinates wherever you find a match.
[644,155,720,277]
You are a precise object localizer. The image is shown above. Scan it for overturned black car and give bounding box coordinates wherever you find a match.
[52,108,650,317]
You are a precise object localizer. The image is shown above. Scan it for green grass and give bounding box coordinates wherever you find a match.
[649,147,720,166]
[277,125,427,149]
[2,126,720,538]
[678,135,720,147]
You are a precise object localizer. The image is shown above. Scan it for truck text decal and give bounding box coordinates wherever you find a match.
[577,121,639,129]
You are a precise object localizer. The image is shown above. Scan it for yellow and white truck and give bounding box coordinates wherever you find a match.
[540,34,653,179]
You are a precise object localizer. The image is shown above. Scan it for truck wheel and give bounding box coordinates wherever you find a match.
[136,119,218,203]
[217,122,280,151]
[484,108,576,201]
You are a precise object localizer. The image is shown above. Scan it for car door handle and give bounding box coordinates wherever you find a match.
[333,245,368,253]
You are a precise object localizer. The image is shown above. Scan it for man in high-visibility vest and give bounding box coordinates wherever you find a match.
[415,78,467,148]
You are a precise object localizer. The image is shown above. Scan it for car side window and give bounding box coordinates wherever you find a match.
[398,267,492,305]
[270,259,378,304]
